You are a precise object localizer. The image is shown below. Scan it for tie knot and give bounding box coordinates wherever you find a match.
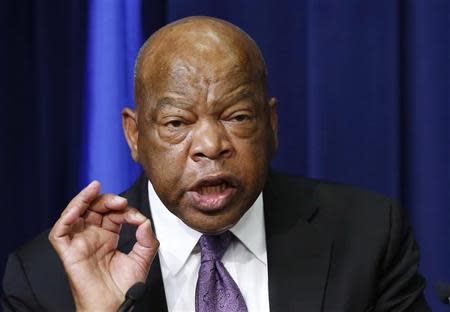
[198,231,233,262]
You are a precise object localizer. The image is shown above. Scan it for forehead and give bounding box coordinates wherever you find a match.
[172,54,252,87]
[135,20,267,111]
[146,50,261,106]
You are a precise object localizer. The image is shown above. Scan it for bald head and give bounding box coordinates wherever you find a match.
[134,16,267,110]
[122,16,277,234]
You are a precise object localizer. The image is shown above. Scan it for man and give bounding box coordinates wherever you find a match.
[2,16,429,311]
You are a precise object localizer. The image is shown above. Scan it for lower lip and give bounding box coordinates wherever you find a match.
[188,187,236,212]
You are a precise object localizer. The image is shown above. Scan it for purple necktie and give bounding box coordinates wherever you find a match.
[195,231,248,312]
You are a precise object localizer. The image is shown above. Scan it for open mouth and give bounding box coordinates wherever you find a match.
[188,176,238,211]
[195,181,230,195]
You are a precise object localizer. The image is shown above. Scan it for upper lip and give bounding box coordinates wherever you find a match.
[188,174,239,191]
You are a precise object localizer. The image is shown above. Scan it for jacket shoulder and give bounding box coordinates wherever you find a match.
[2,230,74,311]
[268,172,428,310]
[269,170,394,218]
[267,170,397,249]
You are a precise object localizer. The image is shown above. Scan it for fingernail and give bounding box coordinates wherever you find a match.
[111,196,127,205]
[134,212,146,221]
[85,180,98,189]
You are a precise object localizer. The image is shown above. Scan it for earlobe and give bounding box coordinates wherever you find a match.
[122,107,140,162]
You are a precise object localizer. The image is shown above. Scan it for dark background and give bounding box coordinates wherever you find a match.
[1,0,448,310]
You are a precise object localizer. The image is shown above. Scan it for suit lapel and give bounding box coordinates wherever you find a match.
[118,174,168,312]
[264,172,333,312]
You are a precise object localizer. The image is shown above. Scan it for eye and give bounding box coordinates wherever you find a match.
[231,114,252,122]
[165,120,185,128]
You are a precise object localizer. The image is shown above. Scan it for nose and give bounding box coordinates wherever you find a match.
[190,119,233,161]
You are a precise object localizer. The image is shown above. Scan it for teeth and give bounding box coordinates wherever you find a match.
[199,183,227,195]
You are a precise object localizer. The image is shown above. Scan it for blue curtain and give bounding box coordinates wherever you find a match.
[1,1,448,310]
[81,0,142,192]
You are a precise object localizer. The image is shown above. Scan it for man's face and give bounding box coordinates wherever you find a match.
[127,49,277,234]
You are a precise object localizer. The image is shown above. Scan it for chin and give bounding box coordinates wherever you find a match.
[183,212,240,235]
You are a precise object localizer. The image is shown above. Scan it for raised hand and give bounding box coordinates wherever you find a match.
[48,181,159,312]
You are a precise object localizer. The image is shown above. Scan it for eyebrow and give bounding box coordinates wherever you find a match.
[217,85,258,107]
[154,86,258,113]
[155,97,192,111]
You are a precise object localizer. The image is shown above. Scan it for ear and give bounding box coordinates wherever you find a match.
[122,107,140,162]
[268,97,278,151]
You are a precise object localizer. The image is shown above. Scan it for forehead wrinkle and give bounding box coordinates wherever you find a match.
[207,71,266,105]
[168,59,198,81]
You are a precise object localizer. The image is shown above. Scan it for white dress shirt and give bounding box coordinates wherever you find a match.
[148,180,270,312]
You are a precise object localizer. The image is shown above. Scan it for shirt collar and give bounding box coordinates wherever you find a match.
[148,180,267,276]
[229,193,267,265]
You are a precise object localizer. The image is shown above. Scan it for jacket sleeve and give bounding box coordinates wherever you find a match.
[2,253,44,312]
[375,200,430,311]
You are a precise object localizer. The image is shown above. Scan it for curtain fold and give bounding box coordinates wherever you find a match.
[0,0,87,290]
[81,0,143,193]
[400,0,449,304]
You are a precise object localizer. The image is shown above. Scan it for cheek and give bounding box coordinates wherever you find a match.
[232,131,272,177]
[138,130,190,185]
[224,121,257,139]
[158,126,191,144]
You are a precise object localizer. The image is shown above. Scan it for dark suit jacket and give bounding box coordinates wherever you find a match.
[2,172,430,311]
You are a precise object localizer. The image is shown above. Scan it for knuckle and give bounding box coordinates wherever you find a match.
[127,207,138,214]
[102,193,116,199]
[48,230,56,242]
[61,208,69,216]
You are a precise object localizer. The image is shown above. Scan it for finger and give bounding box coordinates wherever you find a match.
[70,217,85,235]
[82,210,103,227]
[102,207,158,268]
[102,207,147,233]
[128,219,159,270]
[60,181,101,222]
[79,195,128,227]
[89,194,128,214]
[49,181,101,248]
[135,219,157,249]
